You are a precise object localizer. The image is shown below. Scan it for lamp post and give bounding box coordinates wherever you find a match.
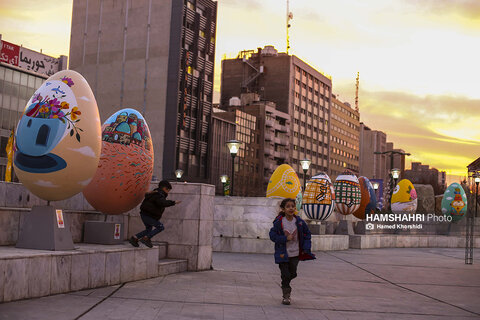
[374,151,410,211]
[466,172,479,264]
[299,158,311,192]
[220,174,228,196]
[373,182,379,211]
[226,140,241,196]
[175,169,184,181]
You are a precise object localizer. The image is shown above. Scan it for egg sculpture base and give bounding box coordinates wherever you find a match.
[307,221,326,235]
[84,220,124,245]
[16,205,74,251]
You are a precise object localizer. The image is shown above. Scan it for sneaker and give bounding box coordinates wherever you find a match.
[140,237,153,248]
[282,297,291,305]
[129,236,139,247]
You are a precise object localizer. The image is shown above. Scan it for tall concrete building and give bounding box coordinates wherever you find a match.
[404,162,447,195]
[69,0,217,182]
[386,142,407,177]
[359,123,387,181]
[0,36,68,181]
[220,46,331,177]
[329,94,360,180]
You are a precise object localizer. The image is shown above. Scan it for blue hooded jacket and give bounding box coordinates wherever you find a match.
[269,215,316,264]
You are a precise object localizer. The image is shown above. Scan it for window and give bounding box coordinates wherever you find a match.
[187,1,195,11]
[199,30,205,38]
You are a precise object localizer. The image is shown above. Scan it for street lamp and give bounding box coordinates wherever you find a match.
[175,169,184,181]
[220,174,228,196]
[299,158,311,192]
[391,168,401,184]
[466,172,479,264]
[226,139,242,196]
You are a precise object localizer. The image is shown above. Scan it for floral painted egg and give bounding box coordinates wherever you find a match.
[14,70,101,201]
[353,177,377,220]
[266,164,301,199]
[441,183,467,222]
[303,172,335,221]
[83,108,154,214]
[334,172,361,215]
[391,179,417,214]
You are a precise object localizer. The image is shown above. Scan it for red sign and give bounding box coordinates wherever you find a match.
[0,40,20,66]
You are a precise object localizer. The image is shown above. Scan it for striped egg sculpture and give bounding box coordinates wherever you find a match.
[303,172,335,221]
[441,183,467,222]
[334,172,361,215]
[353,176,377,220]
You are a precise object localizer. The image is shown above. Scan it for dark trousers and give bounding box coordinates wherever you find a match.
[279,256,299,289]
[135,213,164,239]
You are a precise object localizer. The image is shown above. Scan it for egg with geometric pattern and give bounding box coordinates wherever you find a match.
[82,108,154,214]
[334,172,361,215]
[303,172,336,221]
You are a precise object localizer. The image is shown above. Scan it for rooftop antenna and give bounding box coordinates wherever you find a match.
[286,0,293,54]
[355,72,359,112]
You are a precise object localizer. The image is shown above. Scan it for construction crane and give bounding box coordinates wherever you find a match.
[355,72,359,112]
[286,0,293,54]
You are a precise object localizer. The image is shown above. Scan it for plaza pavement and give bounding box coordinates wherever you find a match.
[0,248,479,320]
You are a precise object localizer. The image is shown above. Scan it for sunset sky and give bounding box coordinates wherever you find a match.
[1,0,479,183]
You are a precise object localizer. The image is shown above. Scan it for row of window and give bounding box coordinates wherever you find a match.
[293,104,327,117]
[294,66,330,91]
[331,113,359,131]
[331,147,359,161]
[331,135,359,151]
[333,101,359,121]
[330,159,359,172]
[331,124,359,141]
[294,91,329,106]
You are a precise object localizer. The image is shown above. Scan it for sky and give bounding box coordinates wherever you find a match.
[1,0,479,184]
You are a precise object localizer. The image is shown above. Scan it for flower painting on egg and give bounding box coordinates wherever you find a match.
[15,76,83,173]
[83,108,154,214]
[13,70,102,201]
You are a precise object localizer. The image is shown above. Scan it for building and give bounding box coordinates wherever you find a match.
[385,142,407,176]
[359,123,387,181]
[213,104,262,196]
[329,94,360,180]
[0,36,68,181]
[69,0,217,182]
[404,162,447,195]
[220,46,331,178]
[208,108,235,195]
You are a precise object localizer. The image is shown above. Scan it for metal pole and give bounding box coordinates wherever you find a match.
[231,155,235,197]
[303,169,307,192]
[466,182,476,264]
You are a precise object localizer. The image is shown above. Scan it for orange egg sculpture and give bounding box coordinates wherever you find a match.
[83,108,154,214]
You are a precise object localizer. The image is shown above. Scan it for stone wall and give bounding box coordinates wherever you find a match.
[0,181,214,271]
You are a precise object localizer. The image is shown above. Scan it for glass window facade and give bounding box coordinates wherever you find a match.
[0,65,47,181]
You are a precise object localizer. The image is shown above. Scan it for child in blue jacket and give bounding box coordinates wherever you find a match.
[269,198,315,305]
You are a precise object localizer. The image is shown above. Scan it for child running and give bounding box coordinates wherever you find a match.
[269,198,315,305]
[129,180,181,248]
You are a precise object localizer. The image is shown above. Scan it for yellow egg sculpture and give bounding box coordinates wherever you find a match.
[13,70,102,201]
[266,164,301,199]
[391,179,417,214]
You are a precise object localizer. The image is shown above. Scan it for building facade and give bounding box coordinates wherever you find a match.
[404,162,447,195]
[69,0,217,182]
[329,94,360,180]
[0,36,68,181]
[359,123,388,181]
[220,46,331,179]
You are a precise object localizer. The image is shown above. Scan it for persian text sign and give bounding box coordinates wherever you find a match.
[0,40,20,65]
[1,40,61,76]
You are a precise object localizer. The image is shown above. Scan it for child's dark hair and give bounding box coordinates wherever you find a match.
[278,198,296,216]
[158,180,172,190]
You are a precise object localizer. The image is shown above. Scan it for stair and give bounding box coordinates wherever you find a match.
[158,259,188,276]
[152,241,188,276]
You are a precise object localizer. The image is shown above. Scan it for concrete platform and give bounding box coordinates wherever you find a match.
[350,234,480,249]
[0,242,187,303]
[213,235,350,254]
[1,249,479,319]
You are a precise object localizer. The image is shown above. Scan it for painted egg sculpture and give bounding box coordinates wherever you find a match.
[83,108,154,214]
[353,177,377,220]
[391,179,417,214]
[303,172,336,221]
[441,183,467,222]
[266,164,301,199]
[13,70,101,201]
[334,172,361,215]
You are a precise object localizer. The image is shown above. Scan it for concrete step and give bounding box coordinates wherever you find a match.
[152,241,167,259]
[158,259,188,276]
